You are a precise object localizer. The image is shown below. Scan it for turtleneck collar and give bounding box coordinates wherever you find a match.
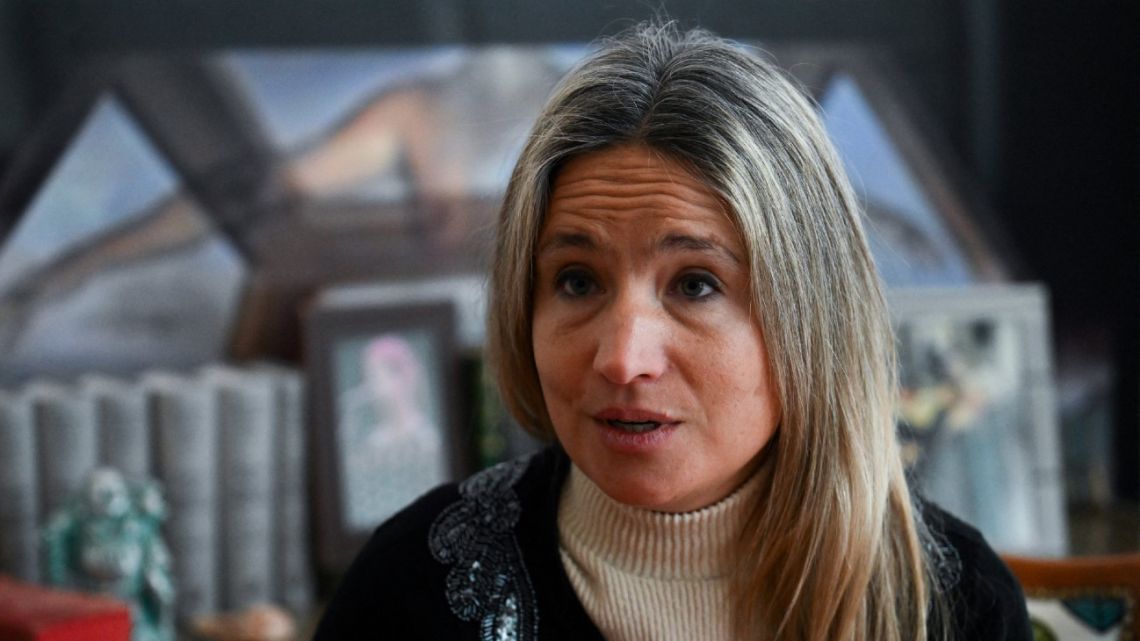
[557,461,767,581]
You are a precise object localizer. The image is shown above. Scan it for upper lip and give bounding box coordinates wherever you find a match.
[593,407,678,423]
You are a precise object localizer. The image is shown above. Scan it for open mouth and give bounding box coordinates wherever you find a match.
[605,419,663,433]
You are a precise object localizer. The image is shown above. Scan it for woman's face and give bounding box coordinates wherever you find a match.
[532,144,780,512]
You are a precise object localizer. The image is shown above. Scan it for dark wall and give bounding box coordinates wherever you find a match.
[997,2,1139,498]
[0,0,31,169]
[0,0,1136,497]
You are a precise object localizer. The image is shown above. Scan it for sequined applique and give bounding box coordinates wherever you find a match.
[915,498,963,592]
[429,457,538,641]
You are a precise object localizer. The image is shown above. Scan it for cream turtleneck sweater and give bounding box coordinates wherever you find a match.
[557,465,766,641]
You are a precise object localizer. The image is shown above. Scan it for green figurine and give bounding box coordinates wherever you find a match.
[42,468,175,641]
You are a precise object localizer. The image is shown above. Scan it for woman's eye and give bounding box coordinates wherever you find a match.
[675,272,721,299]
[555,269,598,297]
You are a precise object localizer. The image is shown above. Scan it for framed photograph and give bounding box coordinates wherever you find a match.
[888,285,1067,555]
[306,295,463,578]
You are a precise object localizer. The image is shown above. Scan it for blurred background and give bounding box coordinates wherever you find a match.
[0,0,1135,631]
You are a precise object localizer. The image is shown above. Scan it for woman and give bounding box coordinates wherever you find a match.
[313,22,1031,641]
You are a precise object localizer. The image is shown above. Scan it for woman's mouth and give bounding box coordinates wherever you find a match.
[605,419,662,433]
[591,408,680,453]
[594,408,677,433]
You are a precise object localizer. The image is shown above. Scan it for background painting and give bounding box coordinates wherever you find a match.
[891,286,1067,555]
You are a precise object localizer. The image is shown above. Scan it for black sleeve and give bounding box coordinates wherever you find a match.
[927,505,1033,641]
[311,484,471,641]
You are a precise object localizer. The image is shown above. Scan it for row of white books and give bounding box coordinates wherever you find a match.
[0,363,314,622]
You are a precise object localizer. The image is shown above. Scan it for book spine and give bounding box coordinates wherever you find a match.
[84,377,151,481]
[148,374,219,623]
[209,367,275,610]
[0,391,40,582]
[271,368,314,613]
[32,383,98,520]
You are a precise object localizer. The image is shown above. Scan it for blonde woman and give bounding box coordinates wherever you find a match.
[314,22,1030,641]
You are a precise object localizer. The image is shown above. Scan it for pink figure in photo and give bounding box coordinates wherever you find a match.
[339,334,445,529]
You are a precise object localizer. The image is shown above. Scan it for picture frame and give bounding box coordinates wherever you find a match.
[305,294,463,579]
[313,274,545,471]
[888,285,1067,555]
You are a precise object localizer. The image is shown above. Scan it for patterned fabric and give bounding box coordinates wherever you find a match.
[1065,597,1128,632]
[428,457,539,641]
[1027,595,1127,641]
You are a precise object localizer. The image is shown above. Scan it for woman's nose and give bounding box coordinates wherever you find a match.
[592,294,669,385]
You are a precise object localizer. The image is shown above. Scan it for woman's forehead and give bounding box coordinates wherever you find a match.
[540,144,742,252]
[550,144,718,206]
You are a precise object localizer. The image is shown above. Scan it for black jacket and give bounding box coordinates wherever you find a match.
[313,446,1031,640]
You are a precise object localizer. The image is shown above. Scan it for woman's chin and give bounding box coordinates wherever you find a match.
[589,472,697,513]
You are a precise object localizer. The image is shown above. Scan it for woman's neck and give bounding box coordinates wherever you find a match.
[558,462,767,580]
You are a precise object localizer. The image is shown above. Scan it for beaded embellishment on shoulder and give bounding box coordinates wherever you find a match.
[428,457,538,641]
[914,497,963,592]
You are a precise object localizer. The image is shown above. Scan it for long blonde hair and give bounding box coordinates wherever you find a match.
[487,21,951,641]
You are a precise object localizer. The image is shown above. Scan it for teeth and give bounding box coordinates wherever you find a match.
[607,420,661,433]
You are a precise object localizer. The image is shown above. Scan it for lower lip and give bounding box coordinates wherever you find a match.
[594,419,679,454]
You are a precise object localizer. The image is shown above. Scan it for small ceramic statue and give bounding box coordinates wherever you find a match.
[42,468,175,641]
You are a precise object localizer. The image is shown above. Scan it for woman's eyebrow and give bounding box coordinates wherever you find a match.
[536,231,741,265]
[658,233,742,265]
[537,231,595,255]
